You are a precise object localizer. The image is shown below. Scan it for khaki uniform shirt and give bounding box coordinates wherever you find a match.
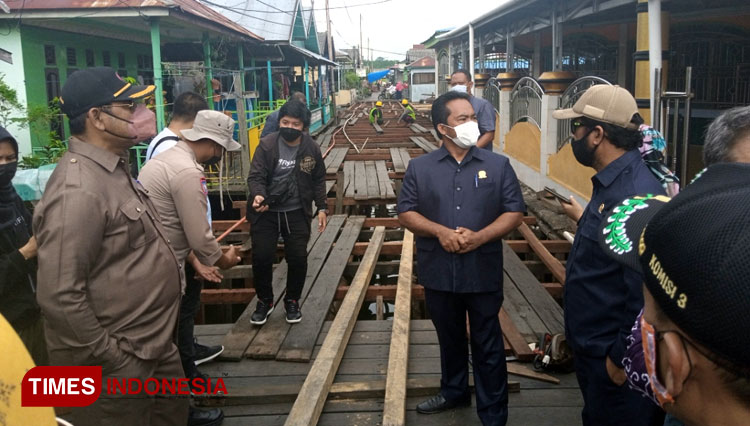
[138,141,222,267]
[33,138,182,365]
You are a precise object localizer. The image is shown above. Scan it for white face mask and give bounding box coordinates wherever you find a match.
[450,84,468,93]
[443,121,480,149]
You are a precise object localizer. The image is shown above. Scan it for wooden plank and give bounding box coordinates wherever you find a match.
[244,216,346,359]
[503,242,565,336]
[417,137,438,152]
[372,122,383,134]
[326,148,348,174]
[325,180,335,194]
[399,149,412,170]
[364,160,380,200]
[429,128,440,143]
[498,308,535,362]
[409,136,436,153]
[502,272,548,341]
[517,223,566,285]
[382,230,413,426]
[218,265,253,279]
[354,161,368,201]
[507,362,560,385]
[208,376,520,405]
[284,227,385,426]
[343,161,355,199]
[390,148,405,173]
[375,160,396,199]
[219,220,322,361]
[277,217,366,362]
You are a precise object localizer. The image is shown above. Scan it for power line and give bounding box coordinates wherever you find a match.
[210,0,393,13]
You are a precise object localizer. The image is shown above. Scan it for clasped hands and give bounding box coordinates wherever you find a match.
[437,226,485,254]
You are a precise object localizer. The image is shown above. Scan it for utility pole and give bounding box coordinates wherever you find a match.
[367,37,370,73]
[359,14,363,70]
[326,0,337,125]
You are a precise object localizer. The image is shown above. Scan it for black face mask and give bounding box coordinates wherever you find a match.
[204,156,221,166]
[279,127,302,142]
[571,129,597,167]
[0,162,17,187]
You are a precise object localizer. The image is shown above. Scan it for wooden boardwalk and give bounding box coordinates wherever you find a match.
[198,101,581,425]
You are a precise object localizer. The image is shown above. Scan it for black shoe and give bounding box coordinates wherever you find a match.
[188,406,224,426]
[416,393,471,414]
[189,369,222,395]
[250,299,274,325]
[194,340,224,366]
[284,299,302,324]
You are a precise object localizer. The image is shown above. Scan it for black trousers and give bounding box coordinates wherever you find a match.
[251,209,311,303]
[424,288,509,426]
[574,352,663,426]
[178,262,202,378]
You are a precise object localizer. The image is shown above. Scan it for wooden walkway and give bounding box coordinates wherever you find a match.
[199,101,581,425]
[196,320,582,426]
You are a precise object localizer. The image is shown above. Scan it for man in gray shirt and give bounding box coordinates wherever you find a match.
[450,70,496,150]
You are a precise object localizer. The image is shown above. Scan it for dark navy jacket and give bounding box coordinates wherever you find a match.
[397,146,525,293]
[564,149,665,366]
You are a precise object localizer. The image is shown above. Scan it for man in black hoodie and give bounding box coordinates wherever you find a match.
[0,126,47,365]
[246,100,327,325]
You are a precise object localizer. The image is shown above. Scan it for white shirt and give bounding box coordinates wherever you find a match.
[144,127,212,227]
[145,128,179,161]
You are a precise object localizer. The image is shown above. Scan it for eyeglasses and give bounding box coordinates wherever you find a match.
[570,120,586,134]
[102,99,144,113]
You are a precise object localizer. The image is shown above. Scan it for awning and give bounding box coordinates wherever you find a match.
[283,44,338,66]
[367,69,391,83]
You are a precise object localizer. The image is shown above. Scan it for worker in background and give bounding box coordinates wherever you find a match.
[395,80,405,100]
[261,92,307,138]
[552,85,665,426]
[450,70,496,150]
[33,67,188,425]
[139,110,245,426]
[369,101,384,125]
[247,100,328,325]
[398,91,525,425]
[0,126,46,366]
[399,99,416,126]
[598,163,750,426]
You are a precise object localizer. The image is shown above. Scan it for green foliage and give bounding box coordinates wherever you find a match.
[0,73,25,128]
[364,58,398,70]
[19,98,66,169]
[343,71,361,90]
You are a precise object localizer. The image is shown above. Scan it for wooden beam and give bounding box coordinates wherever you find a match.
[516,223,567,284]
[506,362,560,384]
[215,376,519,404]
[284,227,385,426]
[382,230,414,426]
[351,239,571,256]
[498,308,535,362]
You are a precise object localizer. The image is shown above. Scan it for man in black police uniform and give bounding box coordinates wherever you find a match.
[398,91,525,425]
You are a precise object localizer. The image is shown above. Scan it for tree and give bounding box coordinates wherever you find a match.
[0,73,25,128]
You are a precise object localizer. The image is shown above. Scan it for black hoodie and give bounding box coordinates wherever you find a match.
[0,126,40,331]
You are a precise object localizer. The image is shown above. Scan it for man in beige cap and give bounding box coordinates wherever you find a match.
[139,109,242,426]
[551,85,665,426]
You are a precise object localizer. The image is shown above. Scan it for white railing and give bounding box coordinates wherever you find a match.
[556,76,612,151]
[510,77,544,128]
[483,77,501,113]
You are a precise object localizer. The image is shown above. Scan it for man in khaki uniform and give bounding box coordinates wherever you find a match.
[138,111,241,426]
[33,67,189,425]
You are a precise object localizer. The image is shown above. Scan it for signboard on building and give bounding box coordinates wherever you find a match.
[311,108,322,125]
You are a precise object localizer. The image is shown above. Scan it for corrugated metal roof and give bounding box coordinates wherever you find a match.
[407,56,435,68]
[4,0,263,40]
[204,0,297,42]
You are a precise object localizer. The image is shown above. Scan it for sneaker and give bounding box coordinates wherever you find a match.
[194,340,224,366]
[284,299,302,324]
[250,299,274,325]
